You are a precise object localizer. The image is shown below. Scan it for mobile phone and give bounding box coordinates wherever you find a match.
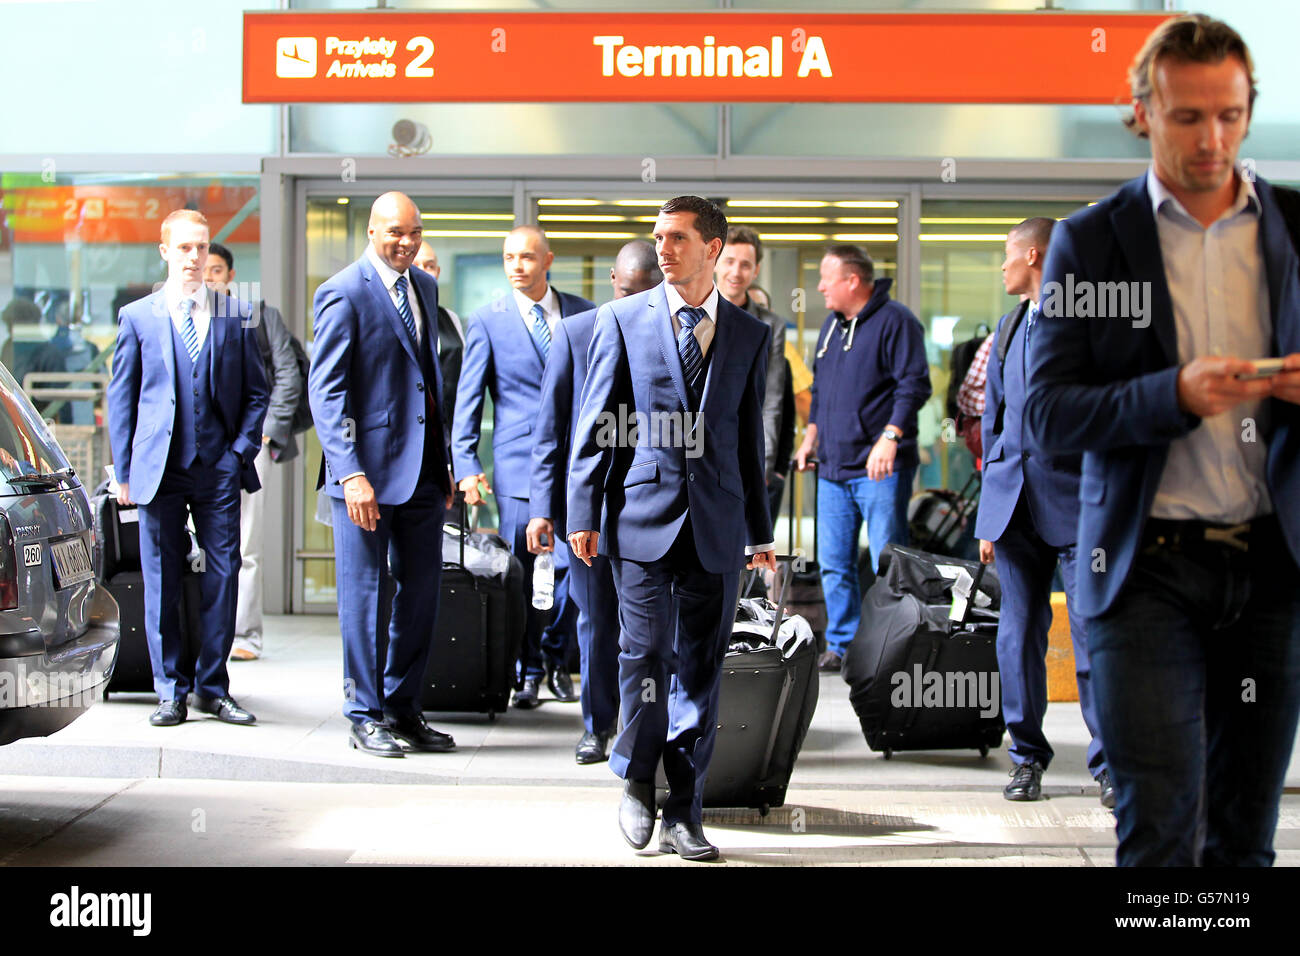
[1235,358,1287,380]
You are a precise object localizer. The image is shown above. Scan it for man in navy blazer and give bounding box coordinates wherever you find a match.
[976,217,1109,807]
[107,209,268,728]
[454,225,594,708]
[569,196,776,861]
[527,240,662,765]
[1024,15,1300,866]
[309,192,456,758]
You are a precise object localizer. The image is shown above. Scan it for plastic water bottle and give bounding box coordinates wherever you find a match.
[532,552,555,610]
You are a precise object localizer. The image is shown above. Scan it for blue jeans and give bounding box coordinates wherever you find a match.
[818,467,915,656]
[1088,517,1300,866]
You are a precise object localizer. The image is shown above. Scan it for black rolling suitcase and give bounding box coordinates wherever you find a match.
[843,544,1004,759]
[419,500,527,716]
[658,564,820,814]
[92,489,201,697]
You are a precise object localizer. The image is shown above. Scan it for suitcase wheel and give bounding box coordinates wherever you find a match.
[978,745,989,758]
[759,804,770,818]
[488,711,497,723]
[883,748,893,760]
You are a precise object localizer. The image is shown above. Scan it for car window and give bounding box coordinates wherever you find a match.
[0,362,72,480]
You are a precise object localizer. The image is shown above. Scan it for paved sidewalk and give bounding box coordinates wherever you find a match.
[1,615,1297,865]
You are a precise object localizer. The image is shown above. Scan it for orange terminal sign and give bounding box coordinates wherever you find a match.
[243,11,1171,105]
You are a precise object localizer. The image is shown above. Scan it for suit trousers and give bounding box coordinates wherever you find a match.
[566,552,621,735]
[497,495,577,679]
[1087,516,1300,866]
[137,449,242,701]
[331,460,445,725]
[609,517,740,826]
[234,443,273,654]
[993,497,1104,776]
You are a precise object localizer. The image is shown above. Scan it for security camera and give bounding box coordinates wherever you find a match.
[389,120,432,157]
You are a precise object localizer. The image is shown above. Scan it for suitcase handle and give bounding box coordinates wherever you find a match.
[785,457,818,568]
[443,491,471,570]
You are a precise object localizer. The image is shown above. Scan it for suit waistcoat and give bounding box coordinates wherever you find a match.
[169,323,223,470]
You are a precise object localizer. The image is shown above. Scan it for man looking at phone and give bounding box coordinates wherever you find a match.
[1024,14,1300,866]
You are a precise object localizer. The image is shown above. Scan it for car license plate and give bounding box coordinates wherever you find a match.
[49,536,93,589]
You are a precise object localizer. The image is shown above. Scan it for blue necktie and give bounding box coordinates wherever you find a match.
[1024,303,1037,363]
[179,297,200,363]
[394,274,418,346]
[677,306,706,395]
[530,303,551,360]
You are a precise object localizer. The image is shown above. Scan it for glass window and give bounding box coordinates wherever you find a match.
[0,173,260,404]
[0,361,73,482]
[290,103,718,156]
[916,197,1090,497]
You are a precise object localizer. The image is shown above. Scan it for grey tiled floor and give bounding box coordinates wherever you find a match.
[1,615,1297,866]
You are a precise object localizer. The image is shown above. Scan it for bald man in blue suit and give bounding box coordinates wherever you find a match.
[454,225,594,709]
[309,192,456,759]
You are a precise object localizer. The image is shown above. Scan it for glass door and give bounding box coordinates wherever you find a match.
[530,191,905,561]
[297,189,515,610]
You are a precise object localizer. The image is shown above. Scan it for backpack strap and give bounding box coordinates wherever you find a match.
[992,300,1030,437]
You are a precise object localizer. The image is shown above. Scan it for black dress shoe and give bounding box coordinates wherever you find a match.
[546,665,578,702]
[1004,760,1044,801]
[513,676,541,709]
[149,699,187,726]
[349,721,405,758]
[192,694,257,725]
[817,650,843,672]
[619,779,657,849]
[1098,769,1116,809]
[385,712,456,752]
[659,821,720,861]
[575,730,612,764]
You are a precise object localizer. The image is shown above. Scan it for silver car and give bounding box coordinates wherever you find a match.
[0,360,119,745]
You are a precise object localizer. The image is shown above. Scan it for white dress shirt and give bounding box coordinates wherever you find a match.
[513,286,559,336]
[1146,166,1273,523]
[664,282,772,555]
[665,281,719,358]
[366,243,425,349]
[165,282,210,348]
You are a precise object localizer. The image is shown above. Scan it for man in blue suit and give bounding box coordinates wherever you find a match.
[1025,15,1300,866]
[454,225,594,708]
[309,192,457,758]
[976,217,1109,807]
[107,209,268,727]
[527,240,662,765]
[569,196,776,861]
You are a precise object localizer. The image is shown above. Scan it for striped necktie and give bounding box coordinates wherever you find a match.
[394,274,419,346]
[677,306,706,394]
[179,297,200,363]
[530,303,551,360]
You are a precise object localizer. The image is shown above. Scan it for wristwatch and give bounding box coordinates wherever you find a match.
[881,427,902,442]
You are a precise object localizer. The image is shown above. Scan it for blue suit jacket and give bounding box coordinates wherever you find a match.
[308,255,451,504]
[453,288,594,499]
[974,299,1081,548]
[529,307,599,533]
[107,288,268,505]
[567,283,774,574]
[1024,174,1300,618]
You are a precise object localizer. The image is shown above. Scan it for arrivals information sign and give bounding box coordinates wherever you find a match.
[242,11,1170,105]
